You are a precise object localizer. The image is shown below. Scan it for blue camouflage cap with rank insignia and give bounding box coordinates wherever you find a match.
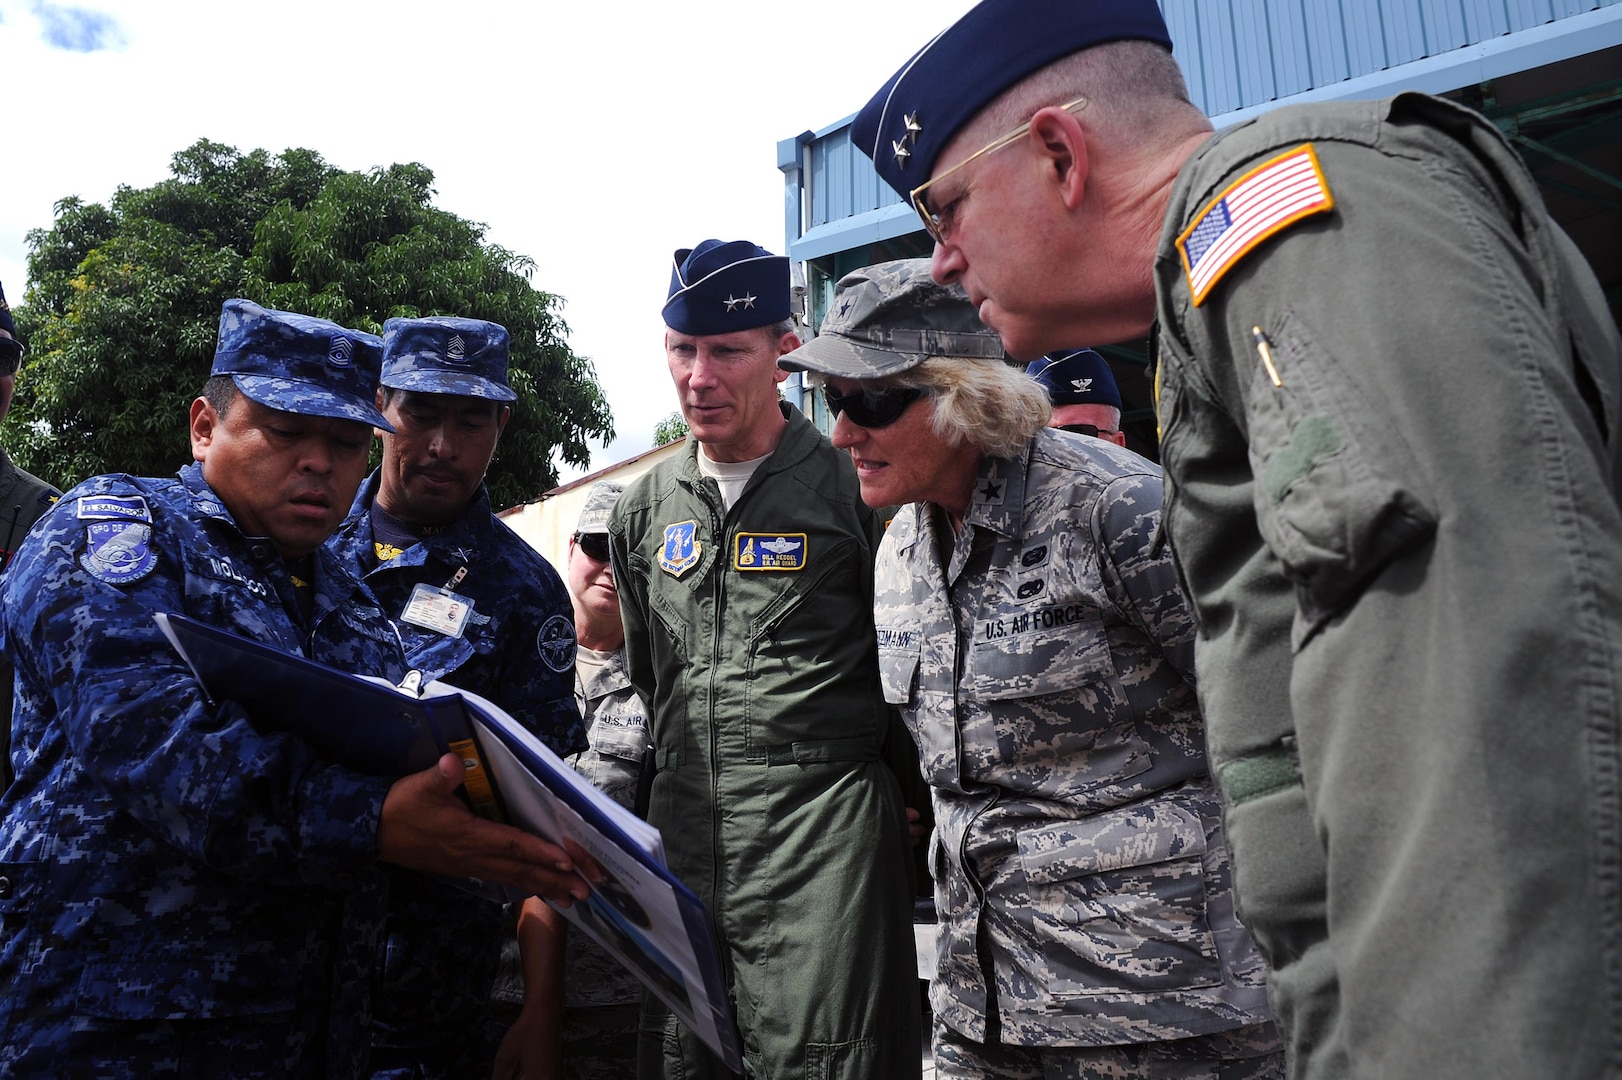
[381,316,517,402]
[663,240,791,336]
[212,299,393,431]
[1026,348,1122,409]
[853,0,1172,199]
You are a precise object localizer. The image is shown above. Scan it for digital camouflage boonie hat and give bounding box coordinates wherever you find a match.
[212,299,392,430]
[381,316,516,402]
[574,480,624,535]
[778,258,1002,378]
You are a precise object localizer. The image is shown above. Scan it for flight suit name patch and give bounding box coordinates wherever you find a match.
[734,533,806,571]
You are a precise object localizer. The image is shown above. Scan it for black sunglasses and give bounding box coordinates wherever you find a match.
[574,531,611,563]
[0,337,21,377]
[822,385,924,429]
[1058,423,1118,439]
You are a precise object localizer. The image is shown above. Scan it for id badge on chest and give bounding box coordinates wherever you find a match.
[401,581,473,638]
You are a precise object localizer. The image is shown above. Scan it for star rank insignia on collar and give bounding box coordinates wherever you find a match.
[978,479,1003,503]
[724,293,758,312]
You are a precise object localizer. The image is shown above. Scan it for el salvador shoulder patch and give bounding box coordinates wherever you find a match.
[659,521,702,578]
[77,494,157,586]
[1176,144,1334,307]
[734,533,806,571]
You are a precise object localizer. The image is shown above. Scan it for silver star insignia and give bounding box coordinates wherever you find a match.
[724,293,758,312]
[904,112,923,142]
[893,139,911,168]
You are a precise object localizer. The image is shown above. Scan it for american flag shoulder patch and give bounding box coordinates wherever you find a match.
[1176,144,1334,307]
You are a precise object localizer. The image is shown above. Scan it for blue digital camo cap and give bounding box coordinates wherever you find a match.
[1026,348,1122,409]
[212,299,392,431]
[854,0,1172,199]
[663,239,791,336]
[380,316,516,402]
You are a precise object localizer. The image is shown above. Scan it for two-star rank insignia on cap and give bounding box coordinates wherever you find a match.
[893,111,924,169]
[723,293,758,312]
[1177,144,1334,306]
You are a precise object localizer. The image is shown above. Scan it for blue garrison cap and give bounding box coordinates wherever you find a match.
[381,316,515,402]
[854,0,1172,199]
[663,240,791,336]
[212,299,392,430]
[1026,349,1121,409]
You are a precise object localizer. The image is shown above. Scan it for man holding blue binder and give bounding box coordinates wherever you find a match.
[0,300,589,1077]
[326,315,587,1079]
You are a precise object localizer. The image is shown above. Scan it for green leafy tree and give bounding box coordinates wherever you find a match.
[652,411,689,447]
[13,139,613,507]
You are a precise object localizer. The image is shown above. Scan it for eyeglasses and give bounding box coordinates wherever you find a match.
[0,337,22,377]
[1057,423,1118,439]
[574,531,611,563]
[823,385,924,429]
[910,96,1089,244]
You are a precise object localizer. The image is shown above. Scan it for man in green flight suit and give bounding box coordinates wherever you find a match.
[608,239,921,1080]
[852,1,1622,1077]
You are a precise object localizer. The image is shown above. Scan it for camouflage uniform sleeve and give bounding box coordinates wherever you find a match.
[1092,470,1196,682]
[5,493,389,889]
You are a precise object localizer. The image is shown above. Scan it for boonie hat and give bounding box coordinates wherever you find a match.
[212,299,392,431]
[381,316,516,402]
[575,481,624,535]
[854,0,1172,199]
[1026,348,1122,409]
[663,240,791,336]
[778,258,1002,378]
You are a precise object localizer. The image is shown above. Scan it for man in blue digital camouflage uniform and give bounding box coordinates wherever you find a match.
[855,1,1622,1076]
[609,240,921,1079]
[0,279,61,794]
[0,299,590,1078]
[325,315,586,1079]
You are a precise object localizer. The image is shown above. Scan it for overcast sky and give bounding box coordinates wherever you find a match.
[0,0,976,490]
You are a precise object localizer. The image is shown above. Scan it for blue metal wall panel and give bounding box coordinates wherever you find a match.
[1234,0,1280,105]
[1269,0,1315,96]
[1423,0,1470,54]
[1344,2,1390,73]
[1383,0,1428,64]
[1507,0,1555,28]
[1464,0,1511,40]
[1301,1,1353,87]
